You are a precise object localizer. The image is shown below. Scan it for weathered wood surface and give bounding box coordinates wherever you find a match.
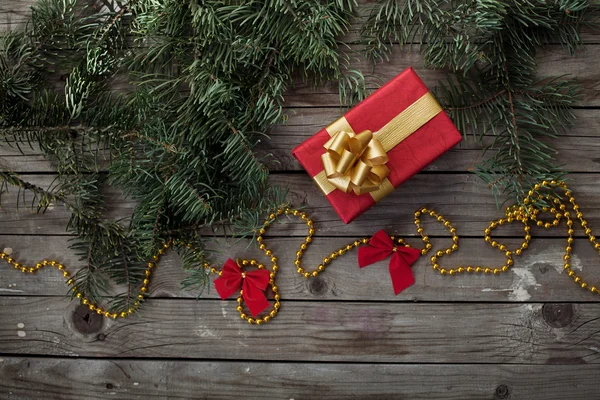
[2,357,600,400]
[283,45,600,107]
[2,1,600,106]
[3,0,600,41]
[263,109,600,172]
[3,109,600,173]
[2,1,600,399]
[0,45,594,107]
[2,297,600,364]
[2,172,600,237]
[0,235,599,302]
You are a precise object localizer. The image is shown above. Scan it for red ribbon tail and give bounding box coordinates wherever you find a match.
[214,259,243,300]
[389,252,416,295]
[242,280,271,317]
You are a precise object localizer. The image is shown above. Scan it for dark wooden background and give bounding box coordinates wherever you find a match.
[1,1,600,399]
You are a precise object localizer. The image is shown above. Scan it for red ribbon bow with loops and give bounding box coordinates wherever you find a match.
[358,230,422,295]
[214,259,271,317]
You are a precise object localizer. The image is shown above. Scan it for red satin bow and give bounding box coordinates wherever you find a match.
[214,259,271,317]
[358,230,421,295]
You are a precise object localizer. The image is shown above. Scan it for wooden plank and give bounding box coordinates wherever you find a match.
[1,297,599,363]
[0,45,592,108]
[343,0,600,44]
[4,108,599,173]
[2,3,599,107]
[1,235,599,303]
[4,0,600,42]
[0,173,136,235]
[268,173,600,238]
[0,46,594,107]
[260,108,600,172]
[1,357,600,399]
[2,173,600,237]
[0,149,58,173]
[0,0,32,31]
[284,44,600,107]
[272,107,600,140]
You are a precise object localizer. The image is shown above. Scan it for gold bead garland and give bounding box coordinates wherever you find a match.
[413,180,599,293]
[2,180,599,324]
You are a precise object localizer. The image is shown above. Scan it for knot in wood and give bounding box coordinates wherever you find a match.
[495,384,510,399]
[542,303,575,328]
[308,277,328,297]
[72,305,105,335]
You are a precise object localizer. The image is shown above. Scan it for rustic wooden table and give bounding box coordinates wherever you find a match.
[2,2,600,399]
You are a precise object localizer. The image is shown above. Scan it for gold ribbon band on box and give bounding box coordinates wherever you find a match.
[313,92,443,202]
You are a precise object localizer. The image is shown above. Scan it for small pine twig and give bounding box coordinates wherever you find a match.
[445,90,506,112]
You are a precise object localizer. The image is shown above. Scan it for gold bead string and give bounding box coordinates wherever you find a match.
[225,207,418,324]
[415,180,600,294]
[0,241,173,319]
[2,180,599,325]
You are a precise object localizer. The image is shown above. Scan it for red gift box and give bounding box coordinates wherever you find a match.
[292,67,462,224]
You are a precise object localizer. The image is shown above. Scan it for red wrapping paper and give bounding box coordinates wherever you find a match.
[292,67,462,224]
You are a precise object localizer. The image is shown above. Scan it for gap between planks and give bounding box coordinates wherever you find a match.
[1,297,600,364]
[1,357,600,399]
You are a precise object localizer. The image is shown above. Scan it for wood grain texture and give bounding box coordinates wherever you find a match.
[1,1,600,398]
[1,297,600,363]
[269,173,600,237]
[2,2,599,107]
[0,0,32,30]
[4,0,600,41]
[284,44,600,107]
[3,109,600,174]
[262,109,600,172]
[1,235,599,302]
[1,357,600,400]
[3,173,600,237]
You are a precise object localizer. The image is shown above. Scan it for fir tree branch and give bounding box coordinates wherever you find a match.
[500,34,523,184]
[100,5,127,40]
[1,0,361,312]
[365,0,590,203]
[226,120,269,175]
[122,131,178,153]
[444,90,506,112]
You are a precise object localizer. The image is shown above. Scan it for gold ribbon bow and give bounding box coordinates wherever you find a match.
[314,91,443,201]
[321,130,390,195]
